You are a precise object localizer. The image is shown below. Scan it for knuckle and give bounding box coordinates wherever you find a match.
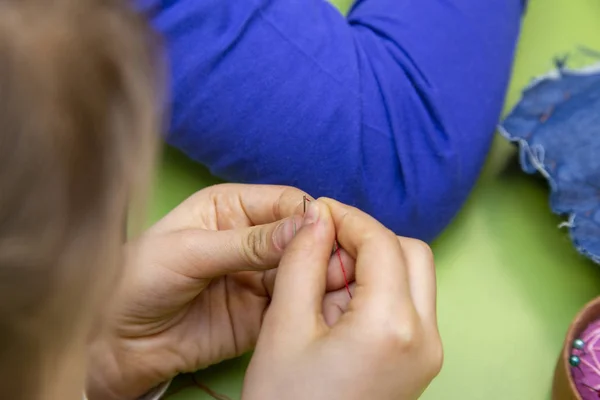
[391,323,419,351]
[345,209,392,240]
[381,228,400,246]
[375,318,420,354]
[202,183,232,205]
[428,338,444,378]
[241,228,269,266]
[336,207,353,231]
[209,189,228,208]
[373,321,442,380]
[365,228,399,255]
[402,238,434,263]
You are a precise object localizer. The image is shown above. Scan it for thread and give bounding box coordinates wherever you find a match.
[191,375,233,400]
[167,196,354,400]
[303,196,352,299]
[165,374,233,400]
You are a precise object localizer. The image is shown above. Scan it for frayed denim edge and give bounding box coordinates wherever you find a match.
[498,124,599,263]
[498,62,600,264]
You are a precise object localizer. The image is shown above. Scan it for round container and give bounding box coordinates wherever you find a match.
[553,296,600,400]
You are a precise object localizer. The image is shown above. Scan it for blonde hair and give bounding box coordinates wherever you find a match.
[0,1,162,398]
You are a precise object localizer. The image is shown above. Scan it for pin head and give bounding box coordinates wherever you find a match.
[573,339,585,350]
[570,355,581,367]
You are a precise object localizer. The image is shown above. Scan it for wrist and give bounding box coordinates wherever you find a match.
[86,335,163,400]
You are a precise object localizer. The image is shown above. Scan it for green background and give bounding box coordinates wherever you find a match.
[148,0,600,398]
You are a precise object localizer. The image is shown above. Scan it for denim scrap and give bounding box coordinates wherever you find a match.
[499,61,600,263]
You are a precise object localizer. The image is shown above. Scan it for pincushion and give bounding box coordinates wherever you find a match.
[553,297,600,400]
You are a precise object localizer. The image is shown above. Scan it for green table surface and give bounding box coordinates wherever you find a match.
[148,0,600,398]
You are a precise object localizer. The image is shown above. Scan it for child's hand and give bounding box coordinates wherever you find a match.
[86,184,355,399]
[243,199,442,400]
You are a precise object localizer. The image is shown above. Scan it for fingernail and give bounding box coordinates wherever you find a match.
[303,201,320,225]
[273,218,296,250]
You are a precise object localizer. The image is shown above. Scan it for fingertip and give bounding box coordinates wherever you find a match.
[272,215,303,251]
[302,198,321,226]
[282,199,336,268]
[295,198,334,233]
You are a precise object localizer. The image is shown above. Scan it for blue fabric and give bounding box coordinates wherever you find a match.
[500,62,600,263]
[139,0,524,241]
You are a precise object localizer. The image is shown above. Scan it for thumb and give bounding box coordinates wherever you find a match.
[146,215,304,280]
[267,200,336,329]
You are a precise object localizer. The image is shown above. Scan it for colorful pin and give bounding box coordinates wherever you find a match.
[573,339,586,350]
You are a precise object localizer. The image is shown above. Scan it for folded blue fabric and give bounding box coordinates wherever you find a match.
[500,61,600,263]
